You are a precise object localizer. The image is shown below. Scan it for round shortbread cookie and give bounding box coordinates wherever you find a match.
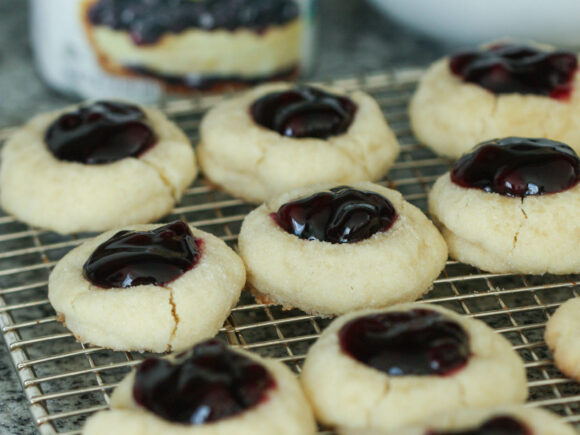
[410,47,580,159]
[545,297,580,381]
[82,344,316,435]
[238,182,448,316]
[198,82,400,203]
[339,406,575,435]
[48,223,245,352]
[429,173,580,274]
[301,303,528,431]
[0,102,197,234]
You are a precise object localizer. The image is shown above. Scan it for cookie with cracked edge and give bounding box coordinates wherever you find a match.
[545,297,580,382]
[428,136,580,274]
[48,223,245,352]
[0,100,197,234]
[338,405,575,435]
[197,82,400,203]
[300,303,527,431]
[409,41,580,159]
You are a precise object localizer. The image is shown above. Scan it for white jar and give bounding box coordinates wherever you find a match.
[31,0,317,102]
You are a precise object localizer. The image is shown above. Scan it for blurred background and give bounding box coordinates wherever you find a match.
[4,1,580,126]
[0,0,454,128]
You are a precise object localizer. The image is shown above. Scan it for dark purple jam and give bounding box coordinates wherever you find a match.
[451,137,580,198]
[88,0,300,45]
[133,339,276,425]
[339,309,471,377]
[83,221,200,289]
[272,186,397,244]
[250,86,357,139]
[45,101,156,165]
[449,44,577,100]
[428,416,531,435]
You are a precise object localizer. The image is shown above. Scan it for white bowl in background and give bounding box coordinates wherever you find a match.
[369,0,580,47]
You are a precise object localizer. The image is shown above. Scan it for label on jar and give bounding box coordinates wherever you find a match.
[30,0,314,102]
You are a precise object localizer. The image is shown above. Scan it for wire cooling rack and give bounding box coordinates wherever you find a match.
[1,69,580,434]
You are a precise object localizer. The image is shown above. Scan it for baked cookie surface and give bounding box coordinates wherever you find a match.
[0,101,197,234]
[198,83,400,202]
[340,406,575,435]
[301,303,528,431]
[48,222,245,352]
[238,182,447,315]
[545,297,580,381]
[410,43,580,158]
[82,340,316,435]
[429,137,580,274]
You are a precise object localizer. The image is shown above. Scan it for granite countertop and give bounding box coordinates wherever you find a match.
[0,1,451,433]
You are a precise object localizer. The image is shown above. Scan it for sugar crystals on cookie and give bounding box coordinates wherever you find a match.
[0,100,197,234]
[429,136,580,274]
[82,339,316,435]
[49,221,245,352]
[301,303,528,431]
[198,83,400,202]
[239,182,447,315]
[410,42,580,158]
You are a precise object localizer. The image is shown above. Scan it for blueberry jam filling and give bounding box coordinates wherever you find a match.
[45,101,156,165]
[339,309,471,377]
[449,43,577,99]
[428,415,531,435]
[83,221,200,289]
[88,0,300,45]
[451,137,580,198]
[250,86,357,139]
[272,186,397,244]
[133,339,276,425]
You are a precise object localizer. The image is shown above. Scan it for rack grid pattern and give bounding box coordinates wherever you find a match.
[1,69,579,434]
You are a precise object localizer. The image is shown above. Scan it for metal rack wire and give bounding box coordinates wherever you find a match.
[1,69,579,434]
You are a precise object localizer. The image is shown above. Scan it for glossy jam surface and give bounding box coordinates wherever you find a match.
[449,44,577,99]
[83,221,200,289]
[428,416,531,435]
[88,0,300,45]
[250,86,357,139]
[451,137,580,198]
[339,309,471,377]
[133,339,276,425]
[273,186,397,244]
[45,101,156,165]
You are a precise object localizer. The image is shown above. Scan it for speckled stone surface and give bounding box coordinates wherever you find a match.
[0,353,33,432]
[0,0,450,433]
